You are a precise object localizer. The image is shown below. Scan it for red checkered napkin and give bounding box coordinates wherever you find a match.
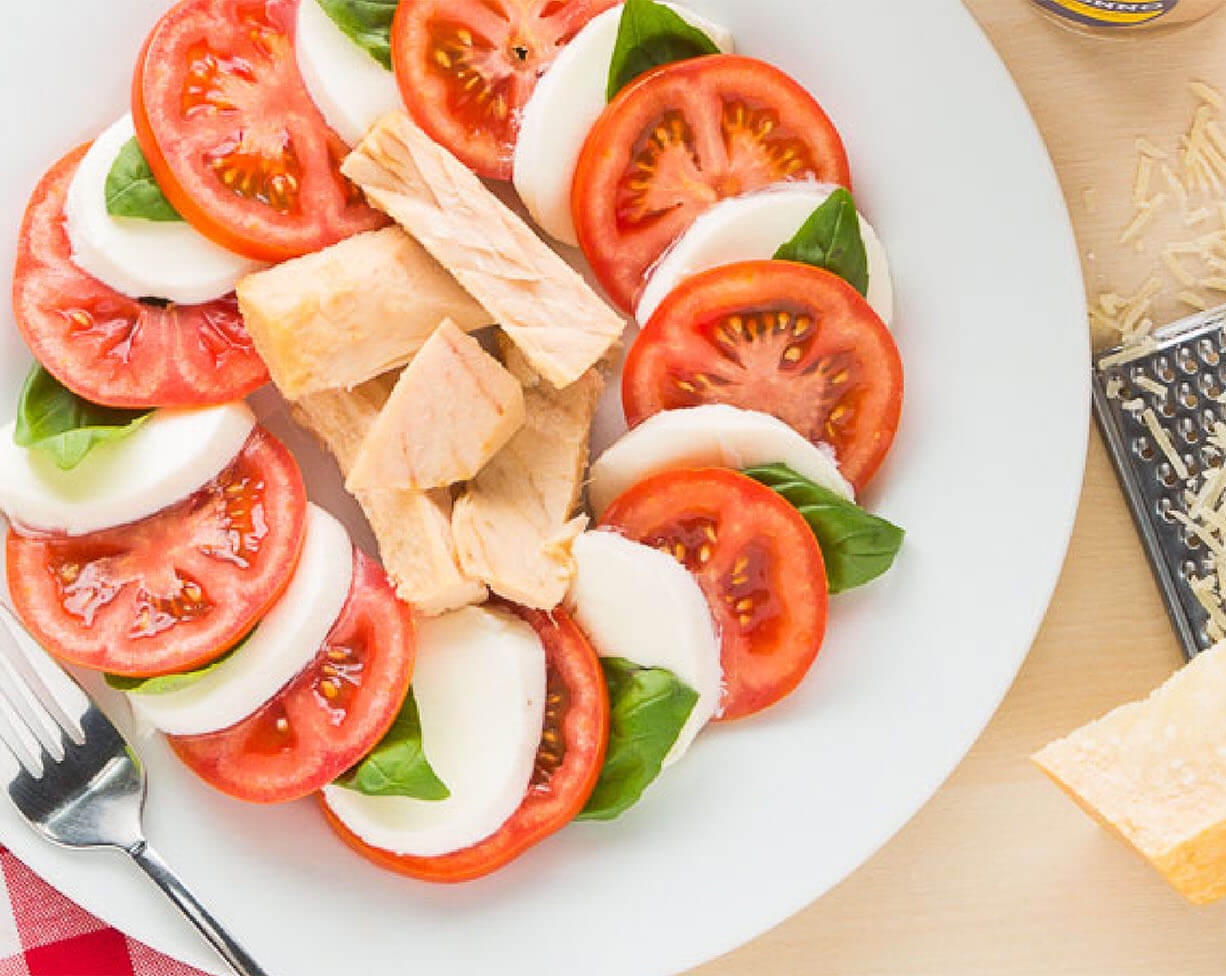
[0,847,207,976]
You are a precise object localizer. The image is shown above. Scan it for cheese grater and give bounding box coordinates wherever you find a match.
[1093,305,1226,661]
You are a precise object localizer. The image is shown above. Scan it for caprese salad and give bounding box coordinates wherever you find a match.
[0,0,906,884]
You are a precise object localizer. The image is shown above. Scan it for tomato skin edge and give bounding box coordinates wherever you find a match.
[131,29,299,264]
[321,604,609,883]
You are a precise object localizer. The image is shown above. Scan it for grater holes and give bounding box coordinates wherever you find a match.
[1154,356,1176,384]
[1178,347,1201,375]
[1199,371,1222,399]
[1203,556,1218,577]
[1158,497,1177,522]
[1135,436,1156,462]
[1159,398,1177,419]
[1178,382,1200,410]
[1179,416,1202,444]
[1185,559,1200,582]
[1185,454,1202,479]
[1202,443,1223,467]
[1201,338,1222,368]
[1204,408,1222,434]
[1159,462,1181,489]
[1185,526,1204,549]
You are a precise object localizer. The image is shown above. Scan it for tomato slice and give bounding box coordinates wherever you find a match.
[391,0,619,179]
[171,549,416,804]
[573,54,852,313]
[600,468,828,720]
[322,604,608,882]
[6,429,306,677]
[623,261,904,491]
[12,145,268,409]
[133,0,386,262]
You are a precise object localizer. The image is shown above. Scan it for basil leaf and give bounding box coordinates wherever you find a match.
[335,690,450,800]
[14,364,150,471]
[745,463,903,594]
[579,658,697,822]
[105,642,243,695]
[105,138,182,222]
[607,0,720,101]
[316,0,398,70]
[774,188,870,296]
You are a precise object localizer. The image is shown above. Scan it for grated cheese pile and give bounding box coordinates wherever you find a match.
[1091,81,1226,348]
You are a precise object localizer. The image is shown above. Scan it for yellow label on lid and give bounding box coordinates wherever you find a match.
[1032,0,1176,25]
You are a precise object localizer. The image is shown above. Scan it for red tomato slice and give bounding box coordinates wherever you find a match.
[133,0,386,262]
[322,604,608,882]
[600,468,828,720]
[391,0,619,179]
[11,145,268,410]
[171,549,416,804]
[623,261,904,491]
[573,54,852,313]
[6,429,306,677]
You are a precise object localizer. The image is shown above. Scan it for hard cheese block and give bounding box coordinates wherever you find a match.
[1034,640,1226,904]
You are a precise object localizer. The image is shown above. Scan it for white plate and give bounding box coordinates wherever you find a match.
[0,1,1089,974]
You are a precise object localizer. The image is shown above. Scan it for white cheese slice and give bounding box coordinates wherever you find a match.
[321,606,546,857]
[296,0,403,147]
[513,3,734,247]
[0,403,255,536]
[130,504,353,737]
[567,530,721,766]
[588,403,853,517]
[636,184,894,327]
[64,115,263,306]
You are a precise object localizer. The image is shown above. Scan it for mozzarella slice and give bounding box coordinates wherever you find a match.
[636,185,895,326]
[567,530,720,766]
[514,4,734,246]
[296,0,403,147]
[321,607,546,858]
[0,403,255,536]
[64,115,263,306]
[588,404,854,517]
[130,505,353,737]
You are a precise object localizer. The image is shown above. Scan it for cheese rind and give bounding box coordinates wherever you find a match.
[342,112,625,389]
[346,321,526,492]
[236,227,492,399]
[292,376,487,616]
[1034,640,1226,904]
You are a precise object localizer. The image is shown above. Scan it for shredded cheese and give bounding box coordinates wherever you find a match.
[1192,81,1225,109]
[1143,407,1192,481]
[1099,335,1158,368]
[1135,375,1168,397]
[1179,291,1211,311]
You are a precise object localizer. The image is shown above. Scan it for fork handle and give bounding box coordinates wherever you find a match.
[128,841,269,976]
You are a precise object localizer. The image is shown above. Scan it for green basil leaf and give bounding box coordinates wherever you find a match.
[14,365,150,471]
[607,0,720,101]
[316,0,399,70]
[105,641,244,695]
[773,188,870,296]
[578,658,697,822]
[105,138,182,222]
[335,690,450,800]
[745,463,903,594]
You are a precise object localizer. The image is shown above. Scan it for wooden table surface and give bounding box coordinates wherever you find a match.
[691,3,1226,974]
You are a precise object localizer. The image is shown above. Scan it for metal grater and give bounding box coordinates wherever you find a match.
[1093,305,1226,661]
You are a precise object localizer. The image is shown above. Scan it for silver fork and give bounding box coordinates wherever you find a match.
[0,602,267,976]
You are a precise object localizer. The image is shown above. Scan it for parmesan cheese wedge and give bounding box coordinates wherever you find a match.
[237,227,492,399]
[342,112,626,389]
[1034,641,1226,904]
[452,340,604,610]
[292,376,487,616]
[347,320,526,492]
